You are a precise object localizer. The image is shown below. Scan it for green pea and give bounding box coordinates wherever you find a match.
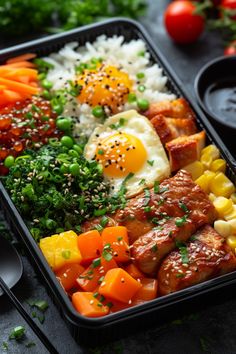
[68,149,79,158]
[60,164,69,174]
[138,85,146,92]
[60,136,74,148]
[53,104,63,115]
[69,163,80,176]
[92,106,104,118]
[42,90,51,100]
[128,93,136,103]
[73,144,83,155]
[56,117,72,131]
[38,73,46,81]
[4,155,15,168]
[137,98,149,111]
[42,79,53,90]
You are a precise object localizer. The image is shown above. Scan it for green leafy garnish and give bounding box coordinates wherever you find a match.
[144,188,151,206]
[175,215,187,227]
[109,118,127,130]
[151,244,158,253]
[176,241,189,264]
[154,181,160,194]
[179,201,189,213]
[147,160,154,166]
[9,326,25,341]
[92,258,101,268]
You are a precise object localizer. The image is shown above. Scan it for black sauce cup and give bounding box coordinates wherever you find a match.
[194,56,236,153]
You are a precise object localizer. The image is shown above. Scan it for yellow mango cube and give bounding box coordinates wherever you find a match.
[182,160,204,181]
[54,231,82,271]
[226,235,236,249]
[209,172,235,198]
[39,230,81,271]
[213,197,233,217]
[210,159,226,173]
[228,219,236,234]
[39,234,58,269]
[214,220,232,238]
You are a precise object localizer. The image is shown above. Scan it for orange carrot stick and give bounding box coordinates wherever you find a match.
[6,53,36,64]
[1,61,36,69]
[0,77,39,95]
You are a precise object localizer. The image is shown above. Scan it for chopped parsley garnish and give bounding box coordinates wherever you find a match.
[147,160,154,166]
[92,258,101,268]
[62,250,71,259]
[144,188,151,206]
[151,217,159,225]
[154,181,160,194]
[102,244,113,261]
[176,273,185,278]
[179,201,189,214]
[144,206,151,212]
[176,241,189,264]
[27,299,49,312]
[139,178,146,185]
[9,326,25,341]
[109,118,127,129]
[151,244,158,252]
[175,215,187,227]
[122,172,134,184]
[117,236,123,241]
[100,216,109,228]
[98,276,105,284]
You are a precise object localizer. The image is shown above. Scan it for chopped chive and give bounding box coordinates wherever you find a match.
[147,160,154,166]
[176,273,185,278]
[179,201,189,213]
[94,208,107,217]
[61,250,71,259]
[97,303,103,307]
[154,181,160,194]
[139,178,146,185]
[102,250,113,261]
[98,276,105,284]
[98,149,104,155]
[168,231,173,238]
[176,241,189,264]
[100,295,105,302]
[92,258,101,268]
[144,188,151,206]
[33,300,48,312]
[100,216,109,228]
[106,302,114,308]
[151,244,158,252]
[144,206,151,212]
[9,326,25,340]
[93,292,99,298]
[136,72,145,79]
[175,215,187,227]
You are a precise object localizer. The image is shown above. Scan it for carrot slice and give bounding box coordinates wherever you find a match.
[0,77,39,95]
[101,226,130,263]
[6,53,36,64]
[72,292,109,318]
[98,268,142,303]
[132,278,158,302]
[2,89,23,102]
[124,263,145,279]
[1,61,36,69]
[56,263,85,291]
[77,230,103,265]
[77,257,117,292]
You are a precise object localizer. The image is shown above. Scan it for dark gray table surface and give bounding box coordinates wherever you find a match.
[1,1,236,353]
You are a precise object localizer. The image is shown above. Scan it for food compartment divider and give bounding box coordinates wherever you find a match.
[0,18,236,345]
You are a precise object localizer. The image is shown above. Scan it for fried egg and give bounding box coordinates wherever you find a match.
[84,110,170,197]
[76,65,133,114]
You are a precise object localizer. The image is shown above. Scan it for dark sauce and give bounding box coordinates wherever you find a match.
[204,81,236,126]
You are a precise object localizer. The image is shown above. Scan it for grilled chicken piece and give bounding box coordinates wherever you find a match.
[145,98,196,120]
[166,131,206,171]
[116,170,216,243]
[132,218,195,275]
[165,117,197,137]
[158,225,236,295]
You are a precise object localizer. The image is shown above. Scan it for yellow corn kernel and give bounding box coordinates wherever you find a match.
[209,193,216,202]
[226,235,236,249]
[210,159,226,173]
[201,144,220,160]
[213,197,233,217]
[230,193,236,204]
[195,170,215,192]
[214,220,232,238]
[224,206,236,221]
[200,153,213,169]
[209,172,235,198]
[182,160,204,181]
[228,219,236,234]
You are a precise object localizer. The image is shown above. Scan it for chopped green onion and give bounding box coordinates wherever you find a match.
[144,188,151,206]
[98,276,105,284]
[9,326,25,341]
[100,216,109,228]
[92,258,101,268]
[136,72,145,79]
[175,215,187,227]
[179,201,189,213]
[151,244,158,252]
[144,206,151,212]
[147,160,154,166]
[94,208,107,217]
[154,181,160,193]
[128,93,136,103]
[98,149,104,155]
[139,178,146,185]
[176,241,189,264]
[61,250,71,259]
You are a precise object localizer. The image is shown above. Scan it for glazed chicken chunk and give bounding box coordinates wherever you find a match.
[158,225,236,295]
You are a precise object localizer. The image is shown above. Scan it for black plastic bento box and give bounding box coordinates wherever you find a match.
[1,18,236,345]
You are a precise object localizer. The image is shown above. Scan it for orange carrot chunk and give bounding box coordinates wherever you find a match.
[124,263,145,279]
[76,256,118,292]
[0,77,39,95]
[56,263,85,291]
[2,61,36,68]
[132,278,158,302]
[101,226,130,263]
[98,268,142,304]
[6,53,36,64]
[72,292,109,318]
[77,230,103,265]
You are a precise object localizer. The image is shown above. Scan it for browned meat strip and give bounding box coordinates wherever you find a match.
[158,225,236,295]
[132,218,195,275]
[115,170,217,243]
[144,98,196,120]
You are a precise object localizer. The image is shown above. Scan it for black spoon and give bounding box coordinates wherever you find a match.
[0,236,59,354]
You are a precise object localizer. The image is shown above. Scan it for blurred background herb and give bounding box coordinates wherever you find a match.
[0,0,147,38]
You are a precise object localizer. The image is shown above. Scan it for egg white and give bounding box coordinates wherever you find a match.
[84,110,170,197]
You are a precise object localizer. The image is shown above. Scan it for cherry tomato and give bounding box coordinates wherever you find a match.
[164,0,205,44]
[224,40,236,55]
[221,0,236,19]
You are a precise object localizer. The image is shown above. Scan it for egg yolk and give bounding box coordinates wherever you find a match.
[76,65,133,114]
[95,132,147,178]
